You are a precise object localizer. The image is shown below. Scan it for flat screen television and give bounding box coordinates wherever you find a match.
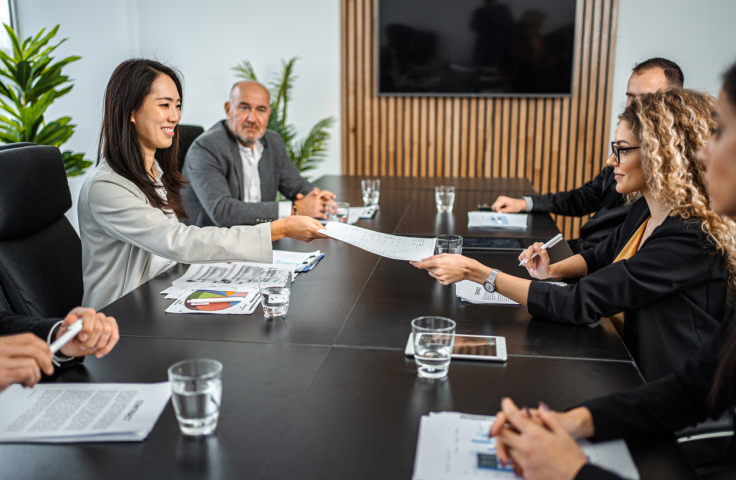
[378,0,578,96]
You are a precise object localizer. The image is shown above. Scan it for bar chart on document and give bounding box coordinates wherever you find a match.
[318,223,436,262]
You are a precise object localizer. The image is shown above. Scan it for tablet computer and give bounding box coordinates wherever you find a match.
[462,237,525,251]
[405,334,507,362]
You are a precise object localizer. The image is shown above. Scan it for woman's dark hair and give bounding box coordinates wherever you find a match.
[97,59,188,219]
[710,62,736,412]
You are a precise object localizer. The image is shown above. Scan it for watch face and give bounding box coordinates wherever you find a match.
[484,281,495,293]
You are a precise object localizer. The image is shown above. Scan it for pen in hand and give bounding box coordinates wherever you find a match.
[519,234,564,267]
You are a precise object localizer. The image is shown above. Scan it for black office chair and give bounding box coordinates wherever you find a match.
[0,143,84,318]
[177,124,205,172]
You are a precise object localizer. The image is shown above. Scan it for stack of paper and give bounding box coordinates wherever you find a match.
[468,212,528,230]
[0,383,171,443]
[455,280,567,305]
[318,223,436,262]
[160,259,303,314]
[413,411,639,480]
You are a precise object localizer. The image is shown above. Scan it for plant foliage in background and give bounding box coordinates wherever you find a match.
[233,57,335,179]
[0,24,91,177]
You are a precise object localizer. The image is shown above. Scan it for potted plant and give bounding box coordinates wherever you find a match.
[0,24,91,177]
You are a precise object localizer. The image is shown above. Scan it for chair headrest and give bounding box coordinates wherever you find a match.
[0,144,72,241]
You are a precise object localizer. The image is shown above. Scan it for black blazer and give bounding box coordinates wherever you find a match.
[530,167,628,252]
[574,310,736,480]
[528,197,728,381]
[0,310,60,338]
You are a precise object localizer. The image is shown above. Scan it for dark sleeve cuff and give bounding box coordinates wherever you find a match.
[528,194,552,212]
[0,315,61,339]
[579,248,599,275]
[527,281,553,318]
[581,396,625,442]
[575,464,624,480]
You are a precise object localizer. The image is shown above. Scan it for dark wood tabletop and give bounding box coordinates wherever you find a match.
[5,175,694,480]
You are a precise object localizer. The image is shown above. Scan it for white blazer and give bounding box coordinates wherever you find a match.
[78,162,272,310]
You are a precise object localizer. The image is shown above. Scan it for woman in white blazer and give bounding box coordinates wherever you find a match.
[78,59,325,310]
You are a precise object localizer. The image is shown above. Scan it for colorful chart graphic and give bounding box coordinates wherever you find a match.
[184,290,251,312]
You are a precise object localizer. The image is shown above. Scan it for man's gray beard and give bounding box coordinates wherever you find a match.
[236,134,257,147]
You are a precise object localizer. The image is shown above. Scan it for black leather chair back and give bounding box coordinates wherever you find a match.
[177,124,205,172]
[0,144,83,318]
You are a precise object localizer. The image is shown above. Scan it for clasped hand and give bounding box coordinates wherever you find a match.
[0,307,119,393]
[294,187,336,219]
[489,398,591,480]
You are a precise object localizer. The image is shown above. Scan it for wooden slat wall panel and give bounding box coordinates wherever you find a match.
[342,0,619,239]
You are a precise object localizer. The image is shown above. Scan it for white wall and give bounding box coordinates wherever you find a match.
[609,0,736,139]
[16,0,140,231]
[16,0,341,231]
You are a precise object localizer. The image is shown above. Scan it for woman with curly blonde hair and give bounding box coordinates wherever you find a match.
[412,89,730,381]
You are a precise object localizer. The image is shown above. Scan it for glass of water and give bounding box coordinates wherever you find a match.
[168,359,223,437]
[258,268,291,317]
[326,202,338,221]
[435,186,456,213]
[361,179,381,206]
[336,202,350,223]
[436,235,463,254]
[411,316,456,379]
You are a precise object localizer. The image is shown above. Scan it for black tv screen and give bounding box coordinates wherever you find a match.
[378,0,578,96]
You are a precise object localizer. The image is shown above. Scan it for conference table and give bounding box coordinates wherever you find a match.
[2,176,694,480]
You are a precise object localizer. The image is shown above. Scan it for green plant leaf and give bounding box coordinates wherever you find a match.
[232,60,258,82]
[61,150,92,177]
[4,24,23,60]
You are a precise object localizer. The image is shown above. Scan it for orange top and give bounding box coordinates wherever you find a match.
[607,216,650,335]
[614,217,650,263]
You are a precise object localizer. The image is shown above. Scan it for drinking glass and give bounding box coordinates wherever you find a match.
[435,186,456,213]
[326,202,338,221]
[436,235,463,254]
[361,179,381,206]
[336,202,350,223]
[168,359,223,437]
[258,268,291,317]
[411,317,456,379]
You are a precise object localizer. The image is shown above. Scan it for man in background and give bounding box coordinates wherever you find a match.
[491,58,684,252]
[182,81,335,227]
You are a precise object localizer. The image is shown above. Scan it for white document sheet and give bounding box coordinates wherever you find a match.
[165,287,260,315]
[0,382,171,443]
[347,205,378,224]
[413,412,639,480]
[455,280,567,305]
[468,212,528,230]
[318,223,436,262]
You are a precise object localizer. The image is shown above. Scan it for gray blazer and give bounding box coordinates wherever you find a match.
[182,121,315,227]
[78,162,273,310]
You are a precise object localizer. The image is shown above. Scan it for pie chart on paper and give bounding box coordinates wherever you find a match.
[184,290,251,312]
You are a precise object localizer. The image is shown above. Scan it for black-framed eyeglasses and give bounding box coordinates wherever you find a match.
[610,141,640,163]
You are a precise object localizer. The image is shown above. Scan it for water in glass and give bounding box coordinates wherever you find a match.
[435,186,455,213]
[171,378,222,436]
[336,202,350,223]
[168,359,223,437]
[259,286,290,316]
[411,317,456,379]
[436,235,463,254]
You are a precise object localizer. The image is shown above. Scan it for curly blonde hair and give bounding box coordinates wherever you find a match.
[620,89,736,289]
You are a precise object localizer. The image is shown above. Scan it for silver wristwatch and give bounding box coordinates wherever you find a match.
[483,269,501,293]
